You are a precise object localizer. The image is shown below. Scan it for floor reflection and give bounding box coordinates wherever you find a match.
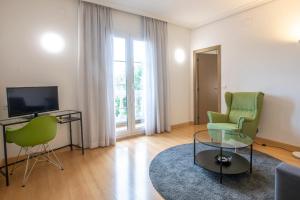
[134,143,147,200]
[114,142,148,200]
[115,146,130,200]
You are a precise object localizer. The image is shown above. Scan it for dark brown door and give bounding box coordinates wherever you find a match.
[197,53,218,124]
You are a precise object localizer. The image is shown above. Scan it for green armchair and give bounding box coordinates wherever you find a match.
[207,92,264,139]
[6,116,63,186]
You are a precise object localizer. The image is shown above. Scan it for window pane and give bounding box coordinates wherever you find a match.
[133,40,145,63]
[113,61,128,132]
[133,40,145,128]
[113,37,126,61]
[113,37,127,133]
[134,62,144,118]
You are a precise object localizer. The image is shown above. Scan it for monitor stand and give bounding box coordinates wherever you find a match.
[22,113,39,120]
[22,116,34,120]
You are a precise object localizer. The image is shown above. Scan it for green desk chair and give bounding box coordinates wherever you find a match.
[6,115,63,186]
[207,92,264,140]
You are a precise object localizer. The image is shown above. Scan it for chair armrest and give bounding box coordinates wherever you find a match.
[207,111,228,123]
[237,117,255,129]
[5,128,18,143]
[275,163,300,200]
[5,126,25,143]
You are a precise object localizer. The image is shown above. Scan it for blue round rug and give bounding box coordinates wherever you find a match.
[149,143,280,200]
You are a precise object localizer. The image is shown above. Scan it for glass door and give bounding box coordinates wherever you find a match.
[133,40,145,130]
[113,37,128,133]
[113,37,145,136]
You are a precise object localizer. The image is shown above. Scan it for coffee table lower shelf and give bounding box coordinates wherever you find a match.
[195,150,251,183]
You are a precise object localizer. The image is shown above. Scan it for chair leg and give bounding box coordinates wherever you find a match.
[22,154,30,187]
[20,144,63,187]
[22,147,38,187]
[10,147,23,175]
[46,144,64,170]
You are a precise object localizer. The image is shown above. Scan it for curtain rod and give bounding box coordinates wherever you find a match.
[80,0,168,23]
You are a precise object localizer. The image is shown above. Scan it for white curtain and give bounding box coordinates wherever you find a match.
[143,17,170,135]
[78,2,115,148]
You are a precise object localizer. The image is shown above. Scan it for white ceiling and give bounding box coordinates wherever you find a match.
[86,0,274,29]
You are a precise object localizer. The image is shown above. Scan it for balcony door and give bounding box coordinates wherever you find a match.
[113,36,145,137]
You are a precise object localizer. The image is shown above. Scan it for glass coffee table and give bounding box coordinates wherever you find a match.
[194,129,253,183]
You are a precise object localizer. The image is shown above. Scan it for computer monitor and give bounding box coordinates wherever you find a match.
[6,86,59,118]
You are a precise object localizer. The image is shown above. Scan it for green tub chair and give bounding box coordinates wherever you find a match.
[207,92,264,140]
[6,116,64,186]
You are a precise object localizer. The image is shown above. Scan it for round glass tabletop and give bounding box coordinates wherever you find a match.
[194,129,253,149]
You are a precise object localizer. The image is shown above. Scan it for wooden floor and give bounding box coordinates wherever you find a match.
[1,125,300,200]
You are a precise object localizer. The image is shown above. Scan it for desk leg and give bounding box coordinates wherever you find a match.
[68,114,73,151]
[250,144,253,173]
[79,112,84,155]
[220,147,223,184]
[193,138,196,165]
[2,126,9,186]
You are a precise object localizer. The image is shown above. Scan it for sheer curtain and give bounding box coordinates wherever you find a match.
[143,17,170,135]
[78,2,115,148]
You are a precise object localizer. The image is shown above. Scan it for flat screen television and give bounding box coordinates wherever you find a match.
[6,86,59,118]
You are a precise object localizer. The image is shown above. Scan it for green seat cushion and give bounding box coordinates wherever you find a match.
[207,123,239,131]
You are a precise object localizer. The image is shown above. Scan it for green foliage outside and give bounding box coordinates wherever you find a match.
[114,64,144,123]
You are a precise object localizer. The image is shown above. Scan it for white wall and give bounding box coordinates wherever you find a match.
[0,0,79,158]
[191,0,300,146]
[168,24,191,125]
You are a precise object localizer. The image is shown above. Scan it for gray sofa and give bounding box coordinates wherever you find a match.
[275,162,300,200]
